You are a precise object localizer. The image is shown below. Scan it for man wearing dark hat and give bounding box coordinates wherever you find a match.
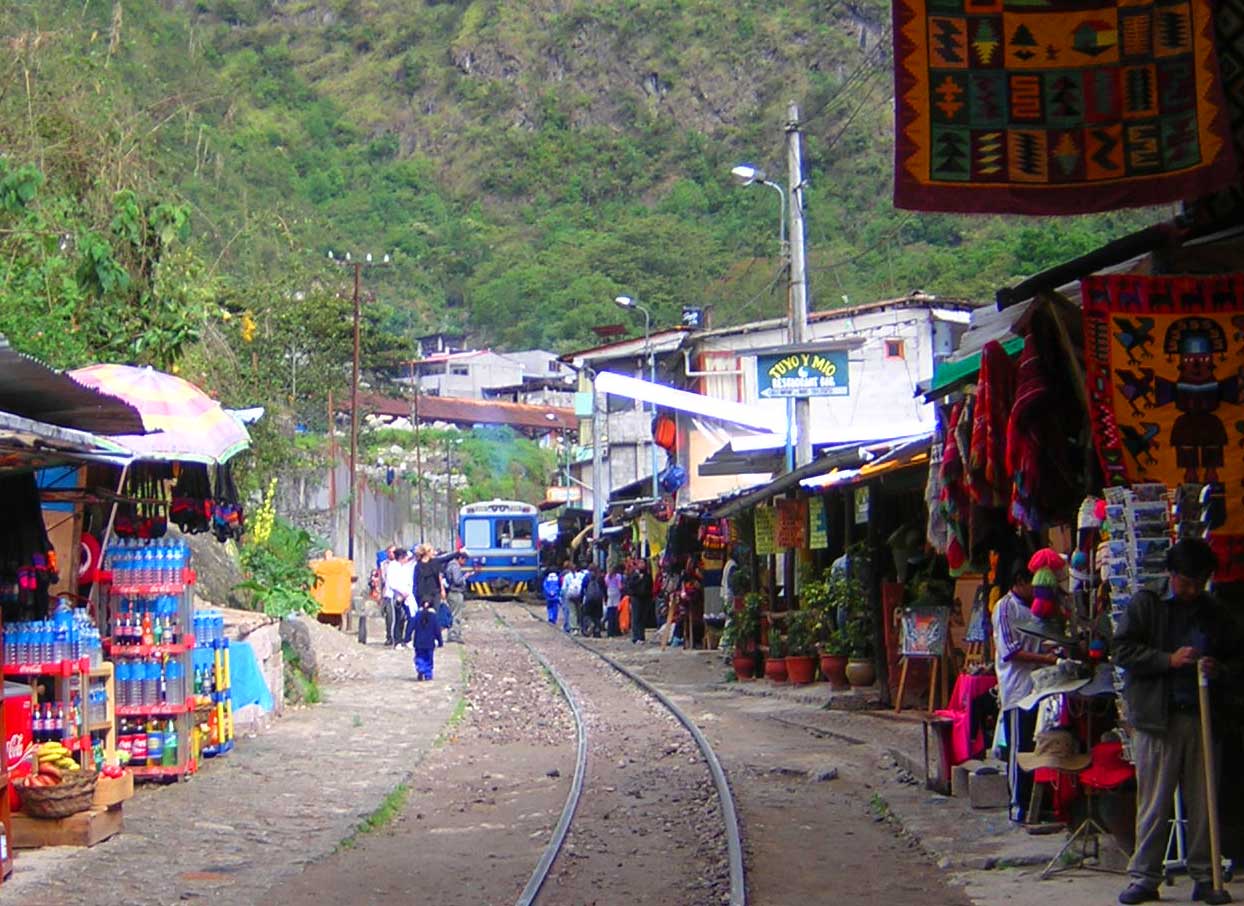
[1115,538,1241,905]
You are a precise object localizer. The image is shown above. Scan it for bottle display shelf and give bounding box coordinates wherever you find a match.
[105,639,196,657]
[3,658,89,678]
[115,699,194,718]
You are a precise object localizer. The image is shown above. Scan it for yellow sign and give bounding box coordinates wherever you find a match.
[808,497,828,549]
[754,505,776,556]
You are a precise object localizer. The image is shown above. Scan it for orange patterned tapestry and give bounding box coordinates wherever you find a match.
[1082,274,1244,580]
[894,0,1238,213]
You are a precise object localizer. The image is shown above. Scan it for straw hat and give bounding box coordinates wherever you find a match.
[1016,660,1091,711]
[1017,729,1091,772]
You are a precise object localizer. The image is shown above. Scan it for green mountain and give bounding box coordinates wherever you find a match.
[0,0,1160,401]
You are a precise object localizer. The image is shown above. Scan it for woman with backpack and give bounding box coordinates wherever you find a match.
[581,566,606,638]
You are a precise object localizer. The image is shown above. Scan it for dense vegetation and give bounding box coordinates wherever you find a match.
[0,0,1165,482]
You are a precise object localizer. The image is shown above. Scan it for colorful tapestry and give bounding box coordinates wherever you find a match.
[893,0,1238,214]
[1082,274,1244,580]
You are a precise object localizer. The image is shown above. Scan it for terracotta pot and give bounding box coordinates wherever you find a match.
[785,654,817,685]
[819,653,850,690]
[732,654,757,682]
[845,658,876,687]
[764,656,788,683]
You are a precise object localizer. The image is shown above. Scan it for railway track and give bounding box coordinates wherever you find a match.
[495,607,746,906]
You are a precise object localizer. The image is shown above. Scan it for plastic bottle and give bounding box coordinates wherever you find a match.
[166,660,185,704]
[162,719,178,766]
[131,720,148,766]
[146,718,164,765]
[158,659,169,703]
[2,625,13,665]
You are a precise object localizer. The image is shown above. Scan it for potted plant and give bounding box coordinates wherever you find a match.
[720,592,762,681]
[817,627,851,689]
[783,610,818,684]
[843,616,876,687]
[764,626,788,683]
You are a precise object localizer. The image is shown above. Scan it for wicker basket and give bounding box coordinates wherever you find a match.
[18,770,99,819]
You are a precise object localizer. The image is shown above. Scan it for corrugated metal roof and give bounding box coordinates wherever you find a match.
[0,337,145,435]
[0,410,130,472]
[355,393,577,432]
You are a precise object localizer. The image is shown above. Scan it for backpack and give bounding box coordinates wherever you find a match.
[583,576,605,607]
[564,571,583,599]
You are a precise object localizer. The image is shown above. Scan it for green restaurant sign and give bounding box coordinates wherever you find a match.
[756,350,850,399]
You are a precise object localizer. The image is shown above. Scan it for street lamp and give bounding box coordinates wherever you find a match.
[726,107,816,475]
[730,165,787,255]
[614,295,660,502]
[328,249,391,565]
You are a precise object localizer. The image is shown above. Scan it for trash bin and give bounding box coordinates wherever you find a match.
[309,555,354,625]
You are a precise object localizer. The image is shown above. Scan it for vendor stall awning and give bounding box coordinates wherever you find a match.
[0,410,131,472]
[0,336,146,435]
[800,434,933,490]
[706,436,927,519]
[922,335,1025,402]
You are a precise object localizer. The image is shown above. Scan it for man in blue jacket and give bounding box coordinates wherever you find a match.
[1115,539,1241,906]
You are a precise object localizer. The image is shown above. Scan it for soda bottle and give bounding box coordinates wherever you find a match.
[131,720,148,766]
[141,610,154,647]
[162,719,178,766]
[146,718,164,765]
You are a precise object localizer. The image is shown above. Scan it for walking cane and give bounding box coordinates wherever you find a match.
[1196,657,1228,904]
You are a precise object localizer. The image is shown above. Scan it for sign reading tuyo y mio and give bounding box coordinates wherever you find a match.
[756,350,849,399]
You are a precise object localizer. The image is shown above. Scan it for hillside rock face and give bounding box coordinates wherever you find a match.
[184,530,249,610]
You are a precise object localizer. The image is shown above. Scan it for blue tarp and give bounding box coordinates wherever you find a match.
[230,640,274,713]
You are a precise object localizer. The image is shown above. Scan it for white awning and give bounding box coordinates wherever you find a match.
[592,371,784,434]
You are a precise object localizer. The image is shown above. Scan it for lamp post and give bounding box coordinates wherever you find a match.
[328,250,390,566]
[732,105,811,470]
[613,295,660,502]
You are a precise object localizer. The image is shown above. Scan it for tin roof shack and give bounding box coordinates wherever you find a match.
[680,294,979,505]
[559,329,690,516]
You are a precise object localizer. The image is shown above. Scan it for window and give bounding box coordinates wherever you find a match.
[885,339,906,359]
[463,518,491,549]
[450,365,470,376]
[495,518,534,549]
[548,360,560,373]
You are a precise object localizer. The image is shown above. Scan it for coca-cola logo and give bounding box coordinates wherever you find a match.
[5,734,26,764]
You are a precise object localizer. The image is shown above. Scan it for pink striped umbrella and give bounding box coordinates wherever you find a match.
[68,364,250,463]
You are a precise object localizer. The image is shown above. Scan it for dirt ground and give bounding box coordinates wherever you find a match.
[278,603,975,906]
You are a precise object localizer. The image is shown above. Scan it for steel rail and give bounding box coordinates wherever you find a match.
[561,626,748,906]
[494,611,589,906]
[497,606,747,906]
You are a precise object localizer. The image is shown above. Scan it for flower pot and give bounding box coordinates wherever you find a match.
[845,658,876,687]
[764,656,788,683]
[732,654,757,681]
[819,653,850,690]
[785,654,817,685]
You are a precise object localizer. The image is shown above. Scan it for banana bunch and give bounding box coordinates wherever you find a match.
[37,741,81,771]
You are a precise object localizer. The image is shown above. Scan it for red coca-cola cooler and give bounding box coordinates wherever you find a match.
[4,681,34,809]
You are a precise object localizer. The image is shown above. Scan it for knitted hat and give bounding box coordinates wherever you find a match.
[1028,549,1065,620]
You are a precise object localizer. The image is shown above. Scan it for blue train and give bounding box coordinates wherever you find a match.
[458,500,540,596]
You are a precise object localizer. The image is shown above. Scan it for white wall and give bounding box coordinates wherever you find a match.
[683,303,966,502]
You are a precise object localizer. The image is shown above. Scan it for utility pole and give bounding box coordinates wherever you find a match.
[591,372,605,567]
[786,101,812,468]
[328,250,391,566]
[349,261,361,561]
[409,359,425,542]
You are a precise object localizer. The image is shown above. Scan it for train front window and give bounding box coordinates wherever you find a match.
[495,519,534,549]
[463,518,491,550]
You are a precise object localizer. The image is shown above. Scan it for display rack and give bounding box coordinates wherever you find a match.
[194,615,234,760]
[103,546,197,782]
